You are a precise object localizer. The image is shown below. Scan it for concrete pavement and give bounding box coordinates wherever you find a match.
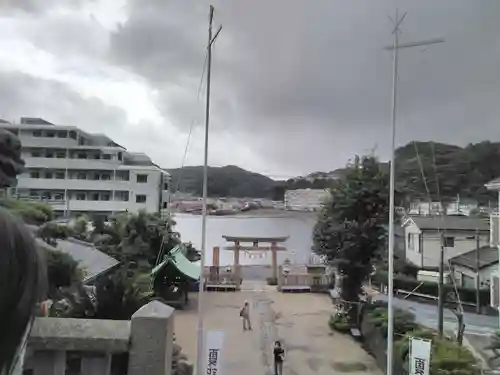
[174,287,382,375]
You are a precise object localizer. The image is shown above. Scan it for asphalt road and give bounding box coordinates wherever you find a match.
[374,294,499,335]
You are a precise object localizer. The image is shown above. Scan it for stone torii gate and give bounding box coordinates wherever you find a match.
[212,235,288,281]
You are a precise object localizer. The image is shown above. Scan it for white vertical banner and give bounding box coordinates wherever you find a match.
[409,337,432,375]
[204,330,225,375]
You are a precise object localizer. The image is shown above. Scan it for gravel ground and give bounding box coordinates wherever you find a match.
[173,287,382,375]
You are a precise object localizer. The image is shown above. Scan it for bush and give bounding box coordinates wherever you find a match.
[44,248,82,297]
[38,222,71,244]
[266,277,278,286]
[329,312,351,333]
[372,271,490,306]
[395,328,480,375]
[366,305,418,336]
[0,199,53,224]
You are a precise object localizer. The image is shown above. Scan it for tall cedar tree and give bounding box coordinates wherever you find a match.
[312,155,389,307]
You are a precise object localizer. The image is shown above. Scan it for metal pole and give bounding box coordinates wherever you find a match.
[386,9,399,375]
[437,232,445,337]
[475,228,481,313]
[195,6,214,375]
[497,191,500,327]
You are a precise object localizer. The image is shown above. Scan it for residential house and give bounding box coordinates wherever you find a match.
[284,188,329,211]
[449,246,498,289]
[402,216,489,269]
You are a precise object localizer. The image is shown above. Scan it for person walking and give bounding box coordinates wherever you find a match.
[239,300,252,331]
[273,341,285,375]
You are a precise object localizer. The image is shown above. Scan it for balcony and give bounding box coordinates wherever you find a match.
[20,136,79,149]
[25,301,176,375]
[50,200,132,212]
[18,177,131,191]
[24,157,122,170]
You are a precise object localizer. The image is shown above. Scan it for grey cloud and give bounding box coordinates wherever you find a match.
[5,0,87,13]
[0,71,127,134]
[107,0,500,174]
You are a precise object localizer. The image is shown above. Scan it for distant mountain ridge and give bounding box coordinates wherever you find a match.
[168,141,500,203]
[167,165,277,198]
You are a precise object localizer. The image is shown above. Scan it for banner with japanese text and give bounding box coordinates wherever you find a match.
[204,330,225,375]
[409,337,432,375]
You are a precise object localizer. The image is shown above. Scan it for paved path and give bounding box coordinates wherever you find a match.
[174,287,381,375]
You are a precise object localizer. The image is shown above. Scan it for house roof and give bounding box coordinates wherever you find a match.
[486,177,500,189]
[449,246,498,270]
[408,216,489,232]
[37,238,119,283]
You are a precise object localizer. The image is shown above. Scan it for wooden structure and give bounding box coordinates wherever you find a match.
[205,235,288,291]
[278,263,331,293]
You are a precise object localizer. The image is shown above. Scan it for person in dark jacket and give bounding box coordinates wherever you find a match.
[273,340,284,375]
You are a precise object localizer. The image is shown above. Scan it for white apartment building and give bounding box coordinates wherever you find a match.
[284,188,329,211]
[0,117,170,219]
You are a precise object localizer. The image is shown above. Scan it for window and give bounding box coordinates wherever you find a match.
[46,131,55,138]
[33,130,42,137]
[30,171,40,179]
[57,131,67,138]
[136,194,147,203]
[76,193,86,201]
[116,191,129,201]
[102,154,111,160]
[45,172,53,179]
[31,150,41,157]
[137,174,148,183]
[118,152,122,161]
[101,193,110,201]
[93,173,100,181]
[163,182,169,190]
[56,151,66,158]
[54,194,63,200]
[46,151,54,158]
[56,172,65,179]
[69,130,77,139]
[91,193,99,201]
[77,173,87,180]
[92,154,100,160]
[163,202,168,209]
[77,153,87,159]
[407,233,414,251]
[444,236,455,248]
[101,174,111,181]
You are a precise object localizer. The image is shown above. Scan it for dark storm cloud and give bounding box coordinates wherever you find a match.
[108,0,500,174]
[0,71,127,134]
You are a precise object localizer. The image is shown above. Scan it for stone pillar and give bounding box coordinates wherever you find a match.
[128,300,175,375]
[234,241,240,282]
[212,246,220,267]
[271,242,278,280]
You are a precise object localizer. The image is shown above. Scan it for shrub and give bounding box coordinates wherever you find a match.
[366,306,418,336]
[372,271,490,306]
[0,199,53,224]
[395,328,480,375]
[44,248,82,297]
[329,312,351,333]
[38,222,70,244]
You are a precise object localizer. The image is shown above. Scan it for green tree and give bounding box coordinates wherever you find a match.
[0,129,25,188]
[312,155,389,309]
[44,248,82,299]
[38,222,70,245]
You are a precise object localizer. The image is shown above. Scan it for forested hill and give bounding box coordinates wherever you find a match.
[394,141,500,204]
[167,165,277,198]
[282,141,500,204]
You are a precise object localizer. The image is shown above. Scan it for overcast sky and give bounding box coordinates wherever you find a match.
[0,0,499,179]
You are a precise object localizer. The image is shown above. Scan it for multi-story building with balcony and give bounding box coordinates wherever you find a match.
[0,117,170,219]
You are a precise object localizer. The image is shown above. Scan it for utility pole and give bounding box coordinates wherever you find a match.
[437,232,445,337]
[384,10,444,374]
[475,228,481,313]
[195,6,222,375]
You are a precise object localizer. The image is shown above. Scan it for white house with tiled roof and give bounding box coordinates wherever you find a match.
[402,216,489,269]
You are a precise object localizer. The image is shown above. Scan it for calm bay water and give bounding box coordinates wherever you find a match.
[173,213,316,266]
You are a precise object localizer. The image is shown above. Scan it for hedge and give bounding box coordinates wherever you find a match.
[372,271,490,306]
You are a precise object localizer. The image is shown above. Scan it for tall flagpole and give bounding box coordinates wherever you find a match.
[195,5,222,375]
[383,9,443,375]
